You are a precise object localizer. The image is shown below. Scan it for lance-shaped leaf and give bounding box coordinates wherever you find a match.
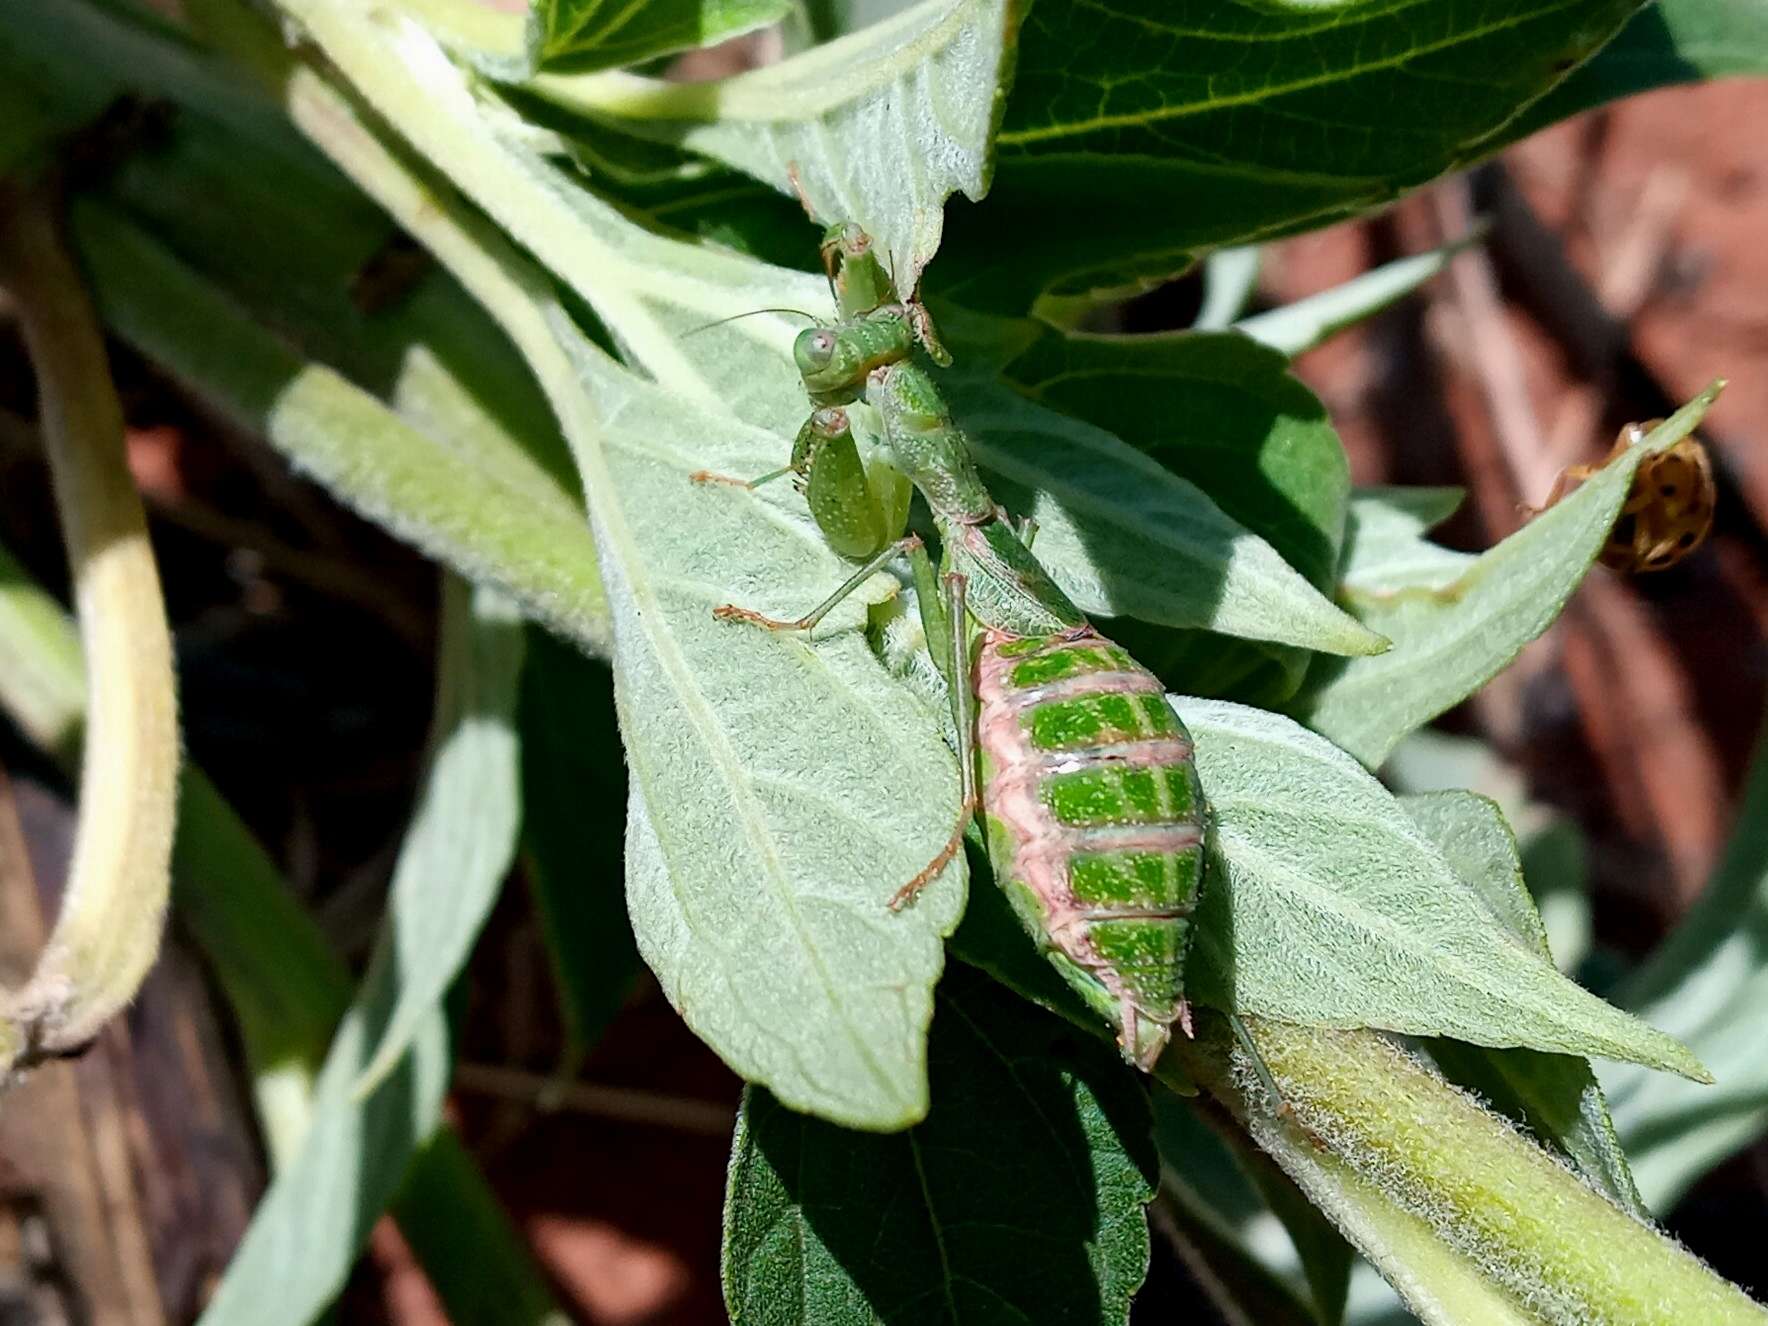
[195,942,451,1326]
[1178,698,1708,1081]
[356,577,526,1093]
[933,0,1645,310]
[70,202,610,656]
[1235,232,1484,361]
[521,0,1021,286]
[1402,791,1646,1219]
[722,966,1156,1324]
[945,375,1381,658]
[196,576,524,1322]
[992,326,1355,697]
[1603,710,1768,1211]
[1291,390,1722,768]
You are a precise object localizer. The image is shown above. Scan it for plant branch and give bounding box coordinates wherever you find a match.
[0,179,178,1074]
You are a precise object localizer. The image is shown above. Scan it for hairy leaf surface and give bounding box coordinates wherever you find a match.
[197,580,524,1323]
[524,0,1019,285]
[722,967,1155,1324]
[946,376,1380,658]
[1292,391,1721,767]
[1403,791,1646,1218]
[1179,699,1707,1080]
[1605,715,1768,1210]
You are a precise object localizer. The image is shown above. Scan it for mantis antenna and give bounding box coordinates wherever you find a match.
[681,307,819,338]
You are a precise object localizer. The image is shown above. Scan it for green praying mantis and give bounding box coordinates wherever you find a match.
[695,223,1206,1072]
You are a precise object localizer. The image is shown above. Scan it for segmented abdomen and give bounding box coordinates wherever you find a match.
[976,628,1204,1071]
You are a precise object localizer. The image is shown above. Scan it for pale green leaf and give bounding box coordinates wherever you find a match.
[1603,710,1768,1211]
[576,327,968,1129]
[210,1,971,1128]
[1402,791,1646,1219]
[1335,487,1472,591]
[1195,246,1262,331]
[0,526,563,1322]
[69,200,611,656]
[1236,233,1483,360]
[946,377,1383,657]
[523,0,1020,286]
[1178,699,1708,1080]
[528,0,790,73]
[356,577,526,1093]
[1291,391,1722,767]
[196,942,451,1326]
[0,545,85,761]
[722,966,1155,1324]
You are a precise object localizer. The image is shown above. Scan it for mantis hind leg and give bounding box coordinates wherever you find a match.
[889,569,977,910]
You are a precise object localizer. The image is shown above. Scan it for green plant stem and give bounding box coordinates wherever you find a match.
[0,181,178,1072]
[1175,1018,1766,1326]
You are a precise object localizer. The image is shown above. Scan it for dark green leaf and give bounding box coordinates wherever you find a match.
[1507,0,1768,142]
[935,0,1643,309]
[529,0,791,74]
[722,966,1156,1324]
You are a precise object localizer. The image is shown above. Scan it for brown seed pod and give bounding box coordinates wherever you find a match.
[1535,421,1716,573]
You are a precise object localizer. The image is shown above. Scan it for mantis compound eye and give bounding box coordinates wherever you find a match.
[793,327,837,376]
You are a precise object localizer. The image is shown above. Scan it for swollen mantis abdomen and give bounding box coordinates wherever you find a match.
[975,629,1205,1071]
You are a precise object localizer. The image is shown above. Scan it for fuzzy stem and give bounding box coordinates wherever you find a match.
[1176,1018,1765,1326]
[0,182,179,1072]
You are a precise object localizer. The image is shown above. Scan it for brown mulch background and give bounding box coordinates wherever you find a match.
[2,78,1765,1325]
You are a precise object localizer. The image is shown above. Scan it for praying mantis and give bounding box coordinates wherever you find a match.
[697,223,1205,1072]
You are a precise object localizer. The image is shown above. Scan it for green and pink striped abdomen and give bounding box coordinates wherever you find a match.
[976,628,1205,1071]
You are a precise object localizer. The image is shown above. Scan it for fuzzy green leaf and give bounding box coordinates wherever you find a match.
[722,966,1156,1324]
[1179,699,1708,1081]
[945,376,1381,658]
[1604,711,1768,1210]
[528,0,791,73]
[1403,791,1647,1219]
[574,331,968,1129]
[995,327,1354,696]
[69,201,610,656]
[522,0,1020,286]
[934,0,1644,309]
[356,578,526,1093]
[195,944,450,1326]
[1291,390,1722,767]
